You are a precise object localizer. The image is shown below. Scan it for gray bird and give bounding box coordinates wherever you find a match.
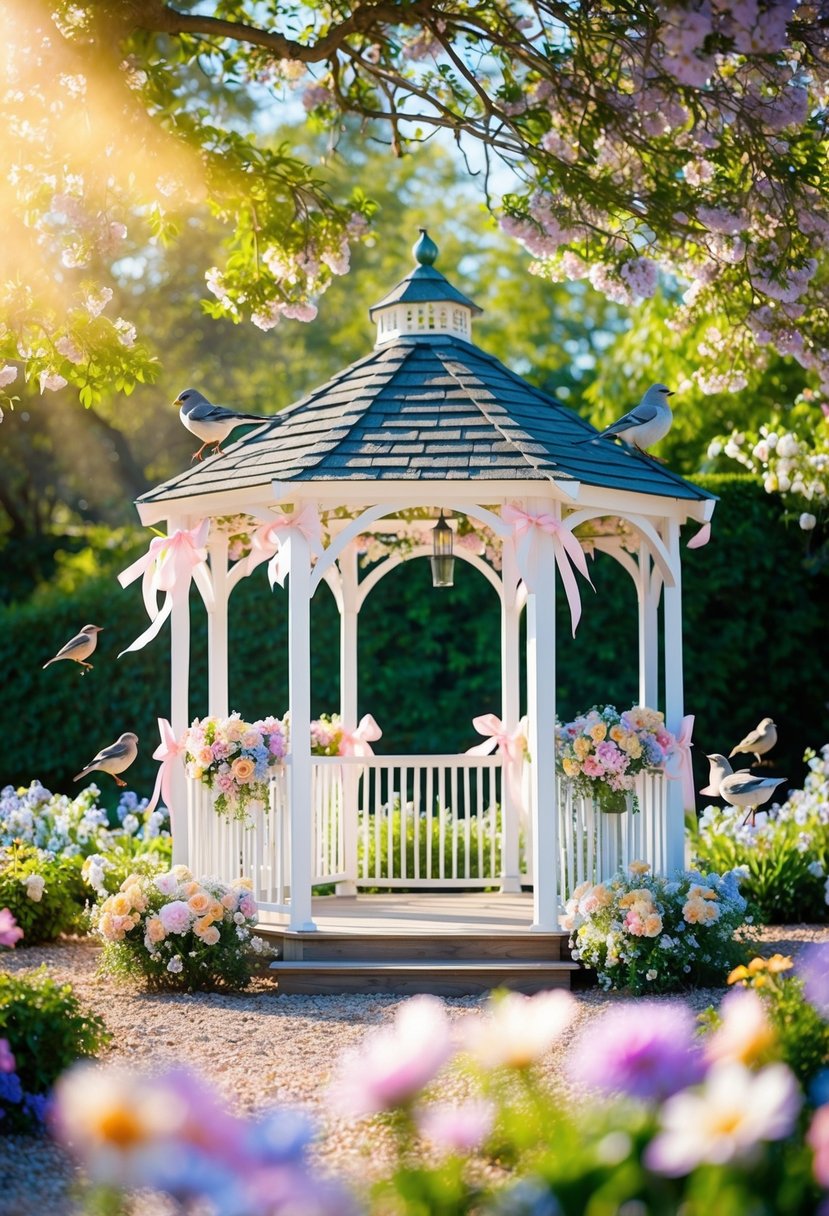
[175,387,270,461]
[699,752,733,797]
[73,732,139,788]
[719,770,787,826]
[581,383,675,453]
[729,717,777,765]
[43,624,103,674]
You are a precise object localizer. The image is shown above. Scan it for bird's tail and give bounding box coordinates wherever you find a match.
[42,657,57,669]
[73,767,91,782]
[698,784,720,796]
[728,746,740,758]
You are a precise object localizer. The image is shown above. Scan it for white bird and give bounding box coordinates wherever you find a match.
[43,624,103,674]
[729,717,777,765]
[73,732,139,788]
[699,752,733,797]
[583,383,675,454]
[719,771,787,826]
[175,387,270,461]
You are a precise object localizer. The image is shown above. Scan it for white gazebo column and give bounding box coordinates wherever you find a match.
[499,535,522,893]
[637,542,660,707]
[338,543,360,896]
[169,514,191,867]
[662,518,686,873]
[206,530,229,718]
[287,525,316,930]
[524,502,559,930]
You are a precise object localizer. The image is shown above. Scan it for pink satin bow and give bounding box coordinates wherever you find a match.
[339,714,383,757]
[502,504,593,636]
[666,713,695,808]
[687,522,711,549]
[466,713,526,763]
[117,520,210,655]
[144,718,185,815]
[242,505,323,587]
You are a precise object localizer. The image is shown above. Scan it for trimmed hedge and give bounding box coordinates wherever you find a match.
[0,475,826,807]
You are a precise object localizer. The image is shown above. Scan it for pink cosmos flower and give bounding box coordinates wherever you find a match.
[329,995,454,1115]
[159,900,193,935]
[417,1100,494,1154]
[0,908,23,948]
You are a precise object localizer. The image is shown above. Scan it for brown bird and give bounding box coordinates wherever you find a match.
[43,624,103,674]
[729,718,777,766]
[73,732,139,788]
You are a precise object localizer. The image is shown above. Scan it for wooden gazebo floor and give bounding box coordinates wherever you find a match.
[259,892,582,996]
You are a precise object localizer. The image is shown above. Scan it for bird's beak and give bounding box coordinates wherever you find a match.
[666,391,675,397]
[173,396,183,406]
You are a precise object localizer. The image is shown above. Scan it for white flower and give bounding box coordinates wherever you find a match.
[39,371,68,393]
[0,364,18,387]
[463,990,576,1069]
[24,873,45,902]
[707,440,722,459]
[799,513,817,531]
[776,433,799,458]
[153,871,178,897]
[646,969,658,981]
[645,1063,800,1175]
[166,956,183,973]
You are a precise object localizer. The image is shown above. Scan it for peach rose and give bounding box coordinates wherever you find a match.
[187,891,212,916]
[231,756,256,783]
[145,916,166,944]
[194,914,216,938]
[110,893,132,918]
[209,900,225,920]
[201,926,221,946]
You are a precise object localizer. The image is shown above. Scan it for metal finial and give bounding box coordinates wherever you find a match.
[413,228,439,266]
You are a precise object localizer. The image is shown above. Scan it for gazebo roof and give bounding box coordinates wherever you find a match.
[139,234,715,511]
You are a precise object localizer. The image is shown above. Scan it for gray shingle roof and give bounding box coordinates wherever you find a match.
[369,264,482,316]
[139,334,714,507]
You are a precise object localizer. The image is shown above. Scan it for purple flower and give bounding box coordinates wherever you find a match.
[799,942,829,1018]
[0,1039,15,1073]
[0,1070,22,1105]
[566,1003,704,1101]
[595,741,628,774]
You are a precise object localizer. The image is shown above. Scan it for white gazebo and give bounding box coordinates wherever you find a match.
[131,230,715,938]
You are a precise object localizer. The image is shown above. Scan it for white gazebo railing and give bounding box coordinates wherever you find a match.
[186,754,670,919]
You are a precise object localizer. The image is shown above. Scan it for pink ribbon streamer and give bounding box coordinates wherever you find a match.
[466,713,526,764]
[339,714,383,758]
[687,522,712,549]
[241,505,323,587]
[502,504,594,636]
[666,713,695,808]
[144,718,184,815]
[117,520,210,655]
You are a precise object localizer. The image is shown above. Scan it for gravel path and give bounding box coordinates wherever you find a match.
[1,925,827,1215]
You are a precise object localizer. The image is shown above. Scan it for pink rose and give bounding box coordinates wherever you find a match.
[582,756,604,777]
[238,894,257,919]
[159,900,193,935]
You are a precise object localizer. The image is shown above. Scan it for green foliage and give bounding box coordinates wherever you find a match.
[0,966,109,1132]
[361,808,502,889]
[0,843,83,944]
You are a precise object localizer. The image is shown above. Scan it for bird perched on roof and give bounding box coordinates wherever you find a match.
[175,387,270,461]
[42,624,103,674]
[73,732,139,788]
[729,717,777,766]
[581,383,675,454]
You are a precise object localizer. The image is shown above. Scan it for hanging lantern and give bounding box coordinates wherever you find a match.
[430,511,454,588]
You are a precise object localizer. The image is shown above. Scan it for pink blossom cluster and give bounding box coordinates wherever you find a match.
[182,713,287,821]
[556,705,676,811]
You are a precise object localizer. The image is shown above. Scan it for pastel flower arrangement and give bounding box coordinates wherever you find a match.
[182,713,287,821]
[562,860,749,993]
[93,865,266,990]
[556,704,677,813]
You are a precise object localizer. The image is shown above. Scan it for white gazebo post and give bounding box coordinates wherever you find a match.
[523,500,559,930]
[637,541,660,707]
[499,533,522,893]
[168,514,191,867]
[662,517,686,873]
[337,542,360,895]
[207,530,229,718]
[286,521,316,930]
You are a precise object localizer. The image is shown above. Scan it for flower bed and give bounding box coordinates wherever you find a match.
[93,865,266,990]
[562,860,749,993]
[692,744,829,923]
[556,704,677,814]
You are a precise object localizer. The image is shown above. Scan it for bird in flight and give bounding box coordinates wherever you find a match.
[175,387,270,460]
[581,384,675,454]
[42,624,103,674]
[74,732,139,788]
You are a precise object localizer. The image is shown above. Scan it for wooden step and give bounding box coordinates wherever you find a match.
[258,928,572,963]
[269,959,581,996]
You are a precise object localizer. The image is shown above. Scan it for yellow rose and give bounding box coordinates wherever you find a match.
[573,737,591,760]
[110,893,132,918]
[188,891,212,916]
[194,914,216,938]
[590,723,607,743]
[231,877,253,891]
[562,758,580,777]
[124,884,147,913]
[643,912,663,937]
[609,725,626,744]
[145,916,166,944]
[172,865,193,881]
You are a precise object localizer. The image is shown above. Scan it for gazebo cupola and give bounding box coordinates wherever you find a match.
[369,228,482,345]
